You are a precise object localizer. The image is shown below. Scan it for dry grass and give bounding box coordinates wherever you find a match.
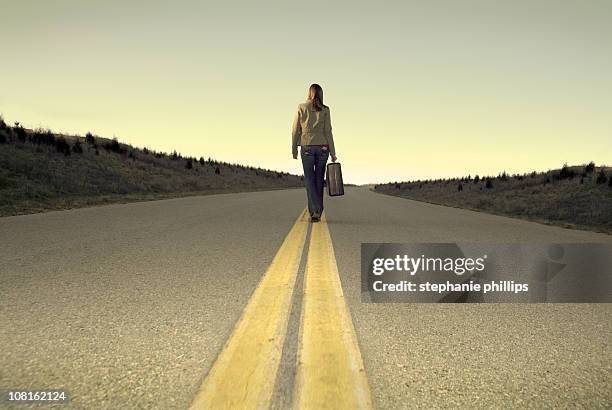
[373,164,612,234]
[0,118,303,217]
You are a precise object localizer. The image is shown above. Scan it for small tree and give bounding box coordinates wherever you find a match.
[215,166,221,175]
[85,132,95,144]
[72,140,83,153]
[473,175,480,184]
[485,178,493,189]
[585,161,595,173]
[457,183,463,191]
[104,137,122,153]
[55,137,71,156]
[559,163,575,180]
[34,129,55,146]
[596,170,607,184]
[185,159,193,169]
[14,123,27,143]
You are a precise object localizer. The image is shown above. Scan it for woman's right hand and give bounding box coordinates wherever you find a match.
[331,155,337,162]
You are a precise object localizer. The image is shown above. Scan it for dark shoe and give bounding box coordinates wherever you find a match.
[310,216,320,223]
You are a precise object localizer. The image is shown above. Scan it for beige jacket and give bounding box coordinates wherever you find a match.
[291,100,336,157]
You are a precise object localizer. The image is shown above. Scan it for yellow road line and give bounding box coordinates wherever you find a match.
[293,214,373,410]
[190,209,309,410]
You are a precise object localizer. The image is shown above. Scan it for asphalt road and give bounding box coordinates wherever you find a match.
[1,187,610,409]
[326,187,612,409]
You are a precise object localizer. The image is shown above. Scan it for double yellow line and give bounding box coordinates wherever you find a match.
[190,209,372,410]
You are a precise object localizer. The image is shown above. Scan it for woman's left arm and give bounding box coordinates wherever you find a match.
[325,108,337,161]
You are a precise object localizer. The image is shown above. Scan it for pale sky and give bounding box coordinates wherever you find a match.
[1,0,610,184]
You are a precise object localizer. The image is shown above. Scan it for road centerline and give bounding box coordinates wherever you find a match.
[189,208,309,410]
[293,214,373,409]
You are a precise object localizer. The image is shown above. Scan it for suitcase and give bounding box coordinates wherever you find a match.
[326,162,344,196]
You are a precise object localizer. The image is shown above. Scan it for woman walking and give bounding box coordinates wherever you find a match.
[291,84,337,222]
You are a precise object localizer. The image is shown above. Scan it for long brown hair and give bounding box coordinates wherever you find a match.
[307,83,328,111]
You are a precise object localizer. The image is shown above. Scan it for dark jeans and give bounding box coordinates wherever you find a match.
[300,145,329,216]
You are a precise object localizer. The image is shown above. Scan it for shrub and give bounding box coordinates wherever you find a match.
[473,175,480,184]
[530,171,537,178]
[85,132,95,144]
[14,123,27,143]
[499,171,508,181]
[457,183,463,191]
[0,115,7,130]
[215,166,221,175]
[55,137,71,156]
[559,163,575,180]
[596,170,607,184]
[0,132,6,144]
[185,159,193,169]
[104,137,123,154]
[31,129,55,146]
[609,177,612,188]
[585,161,595,173]
[72,140,83,153]
[485,178,493,189]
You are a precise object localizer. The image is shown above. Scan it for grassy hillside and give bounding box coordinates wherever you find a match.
[0,117,303,216]
[373,163,612,234]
